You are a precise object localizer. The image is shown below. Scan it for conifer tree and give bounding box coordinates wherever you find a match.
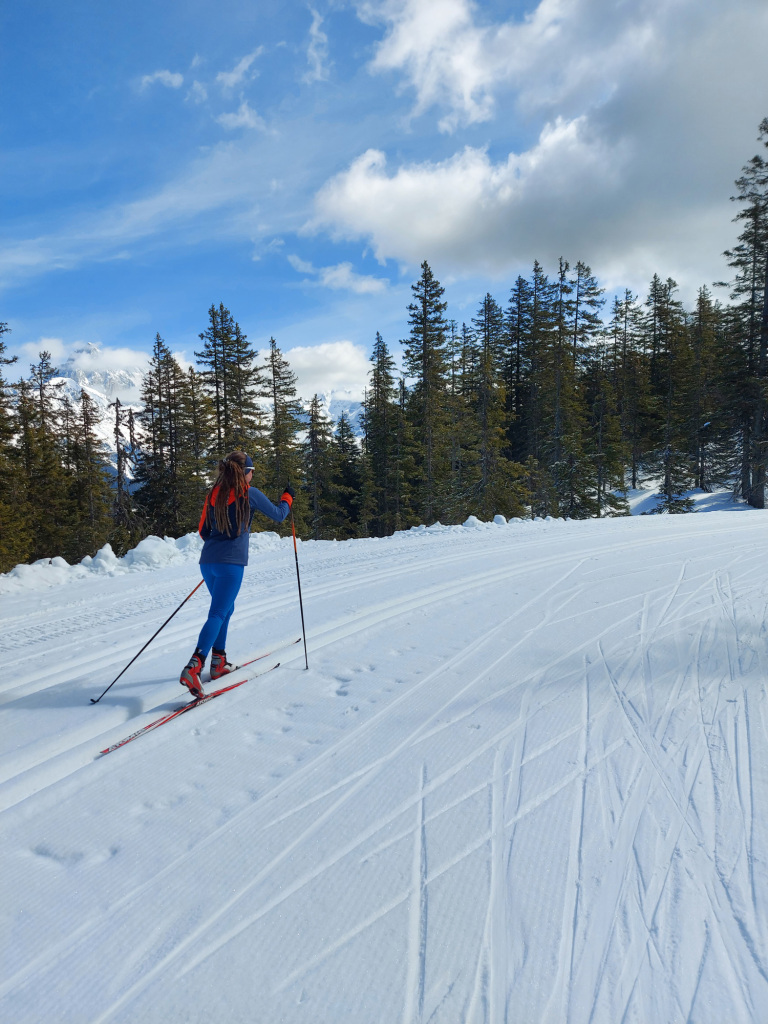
[363,332,400,536]
[403,261,450,522]
[467,293,508,517]
[505,275,534,459]
[134,335,195,535]
[264,337,305,531]
[0,323,30,571]
[722,118,768,506]
[65,389,114,558]
[18,352,74,559]
[332,412,362,538]
[304,394,337,539]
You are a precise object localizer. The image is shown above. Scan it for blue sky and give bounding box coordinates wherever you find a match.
[2,0,767,400]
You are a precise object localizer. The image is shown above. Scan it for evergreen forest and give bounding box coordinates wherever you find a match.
[0,120,766,574]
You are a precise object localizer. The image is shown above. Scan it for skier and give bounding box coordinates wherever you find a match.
[180,451,295,698]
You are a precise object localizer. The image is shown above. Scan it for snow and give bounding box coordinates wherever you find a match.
[2,496,768,1022]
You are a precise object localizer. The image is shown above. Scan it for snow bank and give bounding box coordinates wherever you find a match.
[0,486,749,594]
[0,531,290,595]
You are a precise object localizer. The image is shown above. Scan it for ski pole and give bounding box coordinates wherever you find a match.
[290,512,309,669]
[90,579,205,704]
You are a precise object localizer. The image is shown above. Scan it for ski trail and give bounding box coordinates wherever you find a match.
[402,763,428,1024]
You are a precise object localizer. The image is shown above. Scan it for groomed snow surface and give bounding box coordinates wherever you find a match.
[1,492,767,1023]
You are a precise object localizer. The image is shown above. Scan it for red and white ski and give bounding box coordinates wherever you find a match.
[97,660,280,757]
[230,636,301,672]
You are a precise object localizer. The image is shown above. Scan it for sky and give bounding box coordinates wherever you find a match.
[2,0,767,401]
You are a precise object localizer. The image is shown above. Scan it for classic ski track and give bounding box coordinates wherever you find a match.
[3,521,768,1021]
[0,545,590,796]
[402,763,428,1024]
[0,525,739,703]
[0,565,570,1001]
[599,637,768,1013]
[0,533,581,704]
[88,600,648,1021]
[15,560,625,1018]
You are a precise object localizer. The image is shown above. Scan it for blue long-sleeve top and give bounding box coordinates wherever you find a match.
[198,485,291,565]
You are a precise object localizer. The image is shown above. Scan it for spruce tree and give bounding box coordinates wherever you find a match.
[403,261,450,522]
[304,394,337,539]
[722,118,768,506]
[65,389,114,558]
[0,324,30,571]
[363,333,400,536]
[19,352,74,559]
[264,338,305,532]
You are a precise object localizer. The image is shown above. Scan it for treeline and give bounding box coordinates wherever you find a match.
[0,119,766,573]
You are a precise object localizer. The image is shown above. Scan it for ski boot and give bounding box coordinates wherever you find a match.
[210,649,234,680]
[180,653,205,699]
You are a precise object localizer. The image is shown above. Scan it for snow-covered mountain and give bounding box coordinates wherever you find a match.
[59,343,146,406]
[299,390,365,438]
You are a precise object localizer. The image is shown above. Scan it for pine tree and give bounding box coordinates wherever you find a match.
[304,394,337,539]
[363,332,400,536]
[19,352,74,559]
[0,323,30,571]
[65,389,114,558]
[264,337,305,532]
[722,118,768,506]
[403,261,450,522]
[467,293,508,517]
[332,412,362,538]
[608,290,654,489]
[505,275,534,461]
[134,335,199,535]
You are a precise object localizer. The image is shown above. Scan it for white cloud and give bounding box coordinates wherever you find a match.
[310,117,623,269]
[288,253,388,294]
[139,69,183,90]
[187,80,208,104]
[303,8,332,84]
[318,262,387,294]
[311,0,768,298]
[19,337,69,363]
[216,48,264,89]
[216,100,266,131]
[287,254,315,274]
[276,340,370,400]
[355,0,671,132]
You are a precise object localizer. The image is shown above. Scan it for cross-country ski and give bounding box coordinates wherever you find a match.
[97,661,281,757]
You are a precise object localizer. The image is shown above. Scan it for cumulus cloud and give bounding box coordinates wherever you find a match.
[139,69,183,90]
[216,48,264,89]
[288,253,388,293]
[312,0,768,297]
[216,100,266,131]
[310,117,624,268]
[303,8,332,84]
[276,340,370,400]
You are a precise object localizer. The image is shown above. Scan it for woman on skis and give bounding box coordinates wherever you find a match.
[180,451,294,698]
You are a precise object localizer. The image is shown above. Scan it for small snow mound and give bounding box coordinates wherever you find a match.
[493,515,507,526]
[463,516,484,529]
[122,535,195,570]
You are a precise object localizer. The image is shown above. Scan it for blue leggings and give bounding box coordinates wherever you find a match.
[196,563,245,659]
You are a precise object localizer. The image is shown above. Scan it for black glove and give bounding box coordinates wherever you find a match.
[283,483,296,498]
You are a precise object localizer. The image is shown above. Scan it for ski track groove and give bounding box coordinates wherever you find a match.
[403,763,428,1024]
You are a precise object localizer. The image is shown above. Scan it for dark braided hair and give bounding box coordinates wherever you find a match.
[208,451,251,536]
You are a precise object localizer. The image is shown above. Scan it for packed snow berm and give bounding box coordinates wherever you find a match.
[1,488,767,1023]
